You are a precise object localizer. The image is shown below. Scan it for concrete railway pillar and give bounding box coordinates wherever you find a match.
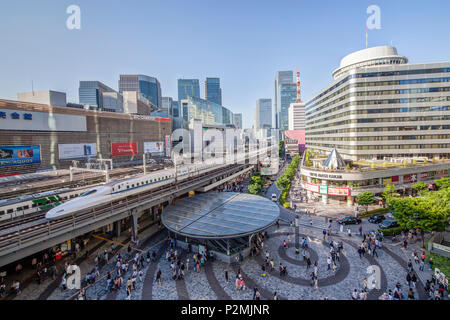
[130,209,139,245]
[114,220,121,238]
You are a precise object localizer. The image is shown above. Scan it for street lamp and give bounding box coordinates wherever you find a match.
[295,215,299,253]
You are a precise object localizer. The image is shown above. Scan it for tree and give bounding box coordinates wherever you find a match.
[279,140,285,158]
[248,183,262,195]
[250,175,262,186]
[382,184,398,204]
[389,187,450,232]
[356,191,374,213]
[275,174,290,191]
[412,181,428,196]
[435,177,450,190]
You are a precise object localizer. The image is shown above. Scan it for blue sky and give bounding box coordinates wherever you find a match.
[1,0,449,128]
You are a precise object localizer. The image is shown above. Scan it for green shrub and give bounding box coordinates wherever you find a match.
[359,208,390,218]
[426,252,450,275]
[283,202,290,208]
[377,226,407,236]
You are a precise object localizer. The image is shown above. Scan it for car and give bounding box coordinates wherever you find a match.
[379,220,399,229]
[368,214,386,224]
[386,211,395,219]
[271,194,278,202]
[337,217,362,225]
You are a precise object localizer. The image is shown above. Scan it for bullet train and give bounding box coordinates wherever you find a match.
[0,187,91,222]
[44,148,268,220]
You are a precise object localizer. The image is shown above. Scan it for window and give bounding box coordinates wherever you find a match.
[7,209,13,214]
[80,190,97,197]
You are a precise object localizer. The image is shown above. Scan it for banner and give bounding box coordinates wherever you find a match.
[144,141,164,154]
[304,182,319,193]
[319,185,328,195]
[0,145,41,167]
[58,143,96,160]
[328,187,350,197]
[111,142,137,156]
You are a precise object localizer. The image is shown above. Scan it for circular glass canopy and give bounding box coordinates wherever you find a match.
[162,192,280,239]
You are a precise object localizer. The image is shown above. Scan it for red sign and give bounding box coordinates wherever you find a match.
[391,176,399,185]
[403,174,418,184]
[421,172,428,180]
[111,142,137,156]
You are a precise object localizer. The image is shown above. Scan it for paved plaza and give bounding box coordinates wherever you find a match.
[8,164,445,301]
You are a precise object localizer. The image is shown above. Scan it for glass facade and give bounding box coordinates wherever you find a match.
[275,71,294,130]
[180,96,233,128]
[178,79,200,102]
[255,99,272,129]
[305,56,450,160]
[279,83,297,131]
[79,81,117,111]
[205,77,222,105]
[119,75,161,108]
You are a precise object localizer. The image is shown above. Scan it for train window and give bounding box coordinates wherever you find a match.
[80,190,97,197]
[132,184,135,188]
[127,186,129,189]
[7,209,13,214]
[32,203,37,208]
[17,207,23,211]
[23,205,29,210]
[0,211,4,215]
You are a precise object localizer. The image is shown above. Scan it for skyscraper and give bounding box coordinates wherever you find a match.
[205,77,222,105]
[274,71,296,131]
[178,79,200,102]
[79,81,117,111]
[254,99,272,129]
[233,113,242,129]
[119,75,161,108]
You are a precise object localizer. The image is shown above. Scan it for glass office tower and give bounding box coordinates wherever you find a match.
[180,96,233,128]
[119,74,161,108]
[275,71,295,130]
[205,77,222,105]
[178,79,200,102]
[79,81,117,111]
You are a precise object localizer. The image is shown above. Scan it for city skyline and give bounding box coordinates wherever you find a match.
[1,0,450,129]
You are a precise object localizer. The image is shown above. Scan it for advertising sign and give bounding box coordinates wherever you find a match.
[403,174,418,184]
[421,172,428,180]
[0,145,41,167]
[58,143,96,160]
[391,176,399,185]
[319,185,328,195]
[165,135,171,157]
[111,142,137,156]
[304,182,319,193]
[144,141,164,154]
[328,187,350,197]
[383,178,392,186]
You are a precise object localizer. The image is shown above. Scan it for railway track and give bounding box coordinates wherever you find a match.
[0,166,149,199]
[0,165,249,252]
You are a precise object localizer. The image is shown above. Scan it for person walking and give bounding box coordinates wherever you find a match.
[273,292,278,300]
[225,270,229,282]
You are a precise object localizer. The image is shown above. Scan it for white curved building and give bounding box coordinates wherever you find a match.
[305,46,450,160]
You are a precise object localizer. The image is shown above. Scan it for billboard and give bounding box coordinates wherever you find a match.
[304,182,319,193]
[403,174,418,184]
[328,187,350,197]
[58,143,97,160]
[0,145,41,167]
[111,142,137,156]
[144,141,164,154]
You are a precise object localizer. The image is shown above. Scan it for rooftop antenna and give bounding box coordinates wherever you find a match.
[31,80,34,95]
[295,68,303,103]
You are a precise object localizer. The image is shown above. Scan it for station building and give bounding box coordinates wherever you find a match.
[0,99,172,176]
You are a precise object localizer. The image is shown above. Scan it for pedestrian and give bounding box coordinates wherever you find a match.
[327,257,332,270]
[428,257,433,271]
[359,226,363,236]
[225,270,229,282]
[156,268,162,286]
